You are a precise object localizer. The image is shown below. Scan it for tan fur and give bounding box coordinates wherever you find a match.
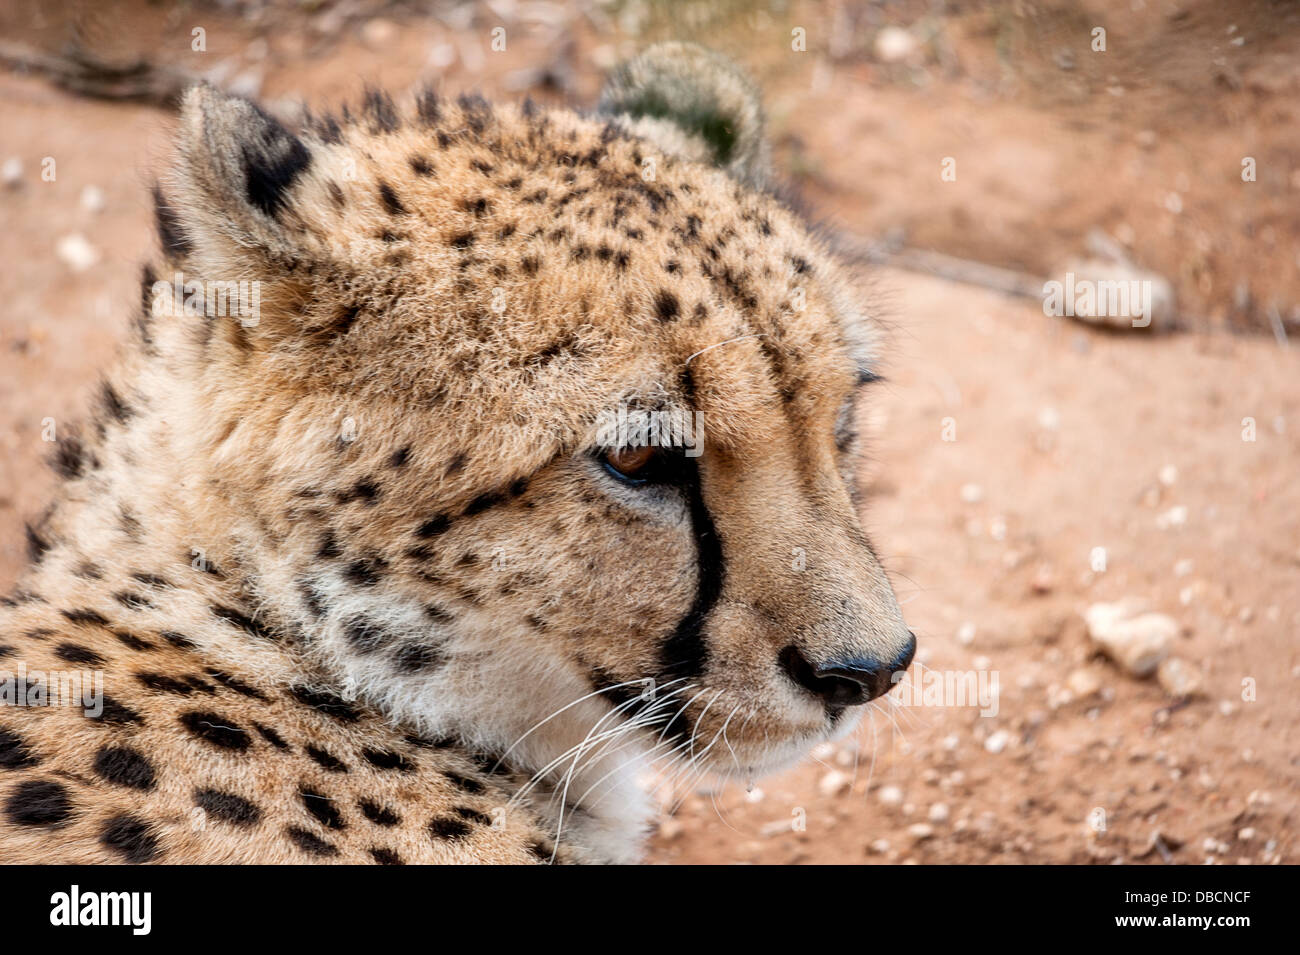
[0,46,910,864]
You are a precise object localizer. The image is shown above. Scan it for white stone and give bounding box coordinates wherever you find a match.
[1156,505,1188,529]
[928,802,950,823]
[80,185,105,213]
[3,156,24,188]
[984,729,1011,754]
[1085,601,1177,677]
[877,785,904,806]
[874,26,917,63]
[55,233,100,272]
[819,770,851,798]
[1157,657,1204,697]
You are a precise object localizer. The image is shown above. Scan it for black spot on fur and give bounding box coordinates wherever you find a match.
[341,478,380,505]
[111,630,155,652]
[317,531,342,560]
[300,786,346,828]
[429,815,473,839]
[253,722,289,750]
[305,745,349,773]
[241,106,313,218]
[52,432,89,480]
[98,382,132,426]
[359,799,401,827]
[344,557,386,587]
[463,491,505,517]
[394,642,445,673]
[91,696,143,725]
[153,185,192,257]
[450,231,476,249]
[370,847,404,864]
[415,87,440,126]
[205,667,268,701]
[344,616,388,655]
[179,711,251,751]
[61,608,108,627]
[100,814,159,862]
[113,591,154,611]
[0,645,14,662]
[54,643,104,666]
[389,445,411,468]
[195,788,261,826]
[131,572,172,589]
[377,180,406,216]
[443,771,485,795]
[363,88,400,133]
[290,686,361,723]
[363,748,414,772]
[415,514,452,539]
[654,289,680,322]
[93,746,156,790]
[457,92,492,132]
[161,630,196,650]
[136,671,199,696]
[453,805,494,827]
[286,825,338,857]
[25,524,49,564]
[4,779,72,827]
[0,728,38,769]
[211,605,276,640]
[409,154,433,176]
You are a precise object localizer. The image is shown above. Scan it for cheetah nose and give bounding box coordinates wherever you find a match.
[780,632,916,708]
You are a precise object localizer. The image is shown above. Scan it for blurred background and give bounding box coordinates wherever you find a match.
[1,0,1296,864]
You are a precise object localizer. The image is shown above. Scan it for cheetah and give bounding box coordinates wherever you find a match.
[0,43,915,864]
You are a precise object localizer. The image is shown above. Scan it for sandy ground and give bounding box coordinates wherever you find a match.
[1,1,1297,864]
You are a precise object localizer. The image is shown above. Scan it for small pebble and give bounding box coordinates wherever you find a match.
[877,785,904,806]
[3,156,23,188]
[984,729,1011,754]
[55,233,100,272]
[80,185,105,213]
[1157,657,1204,698]
[819,770,851,798]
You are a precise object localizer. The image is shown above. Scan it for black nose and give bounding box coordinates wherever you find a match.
[780,633,916,708]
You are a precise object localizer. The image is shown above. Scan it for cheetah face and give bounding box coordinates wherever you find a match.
[163,48,912,803]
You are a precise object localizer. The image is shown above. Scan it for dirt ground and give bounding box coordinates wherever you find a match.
[1,0,1296,864]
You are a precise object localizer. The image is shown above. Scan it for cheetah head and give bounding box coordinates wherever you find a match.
[160,44,913,854]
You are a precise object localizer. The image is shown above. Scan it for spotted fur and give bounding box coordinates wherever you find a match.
[0,44,911,864]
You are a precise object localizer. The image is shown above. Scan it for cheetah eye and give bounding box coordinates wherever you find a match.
[600,445,660,484]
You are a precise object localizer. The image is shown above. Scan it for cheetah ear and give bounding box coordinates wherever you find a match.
[599,42,770,189]
[168,84,314,265]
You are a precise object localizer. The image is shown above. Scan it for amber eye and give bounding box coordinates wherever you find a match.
[601,445,659,482]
